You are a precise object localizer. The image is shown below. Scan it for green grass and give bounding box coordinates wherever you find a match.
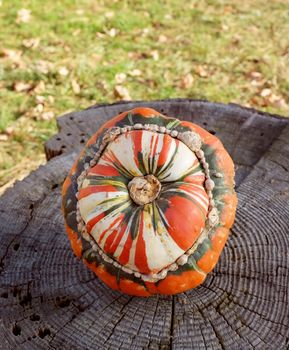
[0,0,289,188]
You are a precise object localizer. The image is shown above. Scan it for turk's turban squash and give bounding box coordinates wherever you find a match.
[62,108,237,296]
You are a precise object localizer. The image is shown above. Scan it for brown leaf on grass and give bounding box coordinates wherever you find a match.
[23,104,44,119]
[114,85,131,101]
[194,65,208,78]
[127,52,143,60]
[232,34,242,45]
[150,50,159,61]
[223,6,234,14]
[0,48,25,68]
[251,79,266,87]
[248,71,266,87]
[105,11,114,18]
[58,66,69,76]
[249,95,263,107]
[142,28,150,36]
[0,49,22,60]
[115,73,127,84]
[5,127,14,136]
[48,95,54,104]
[0,134,8,141]
[260,88,271,98]
[179,73,194,89]
[158,35,167,43]
[250,88,288,110]
[64,45,71,53]
[33,81,46,93]
[249,71,262,80]
[96,32,106,39]
[35,95,45,104]
[270,96,288,109]
[262,91,288,108]
[13,81,33,92]
[40,111,55,121]
[71,79,81,94]
[34,60,53,74]
[129,69,142,77]
[106,28,117,37]
[35,104,44,114]
[16,9,31,23]
[22,38,40,49]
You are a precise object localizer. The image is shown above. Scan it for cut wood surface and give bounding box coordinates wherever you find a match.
[1,99,289,350]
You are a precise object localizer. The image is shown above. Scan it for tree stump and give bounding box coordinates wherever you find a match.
[1,99,289,350]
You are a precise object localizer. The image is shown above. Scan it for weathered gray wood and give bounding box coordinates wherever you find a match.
[1,100,289,350]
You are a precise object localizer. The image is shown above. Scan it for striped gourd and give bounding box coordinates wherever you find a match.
[62,107,237,296]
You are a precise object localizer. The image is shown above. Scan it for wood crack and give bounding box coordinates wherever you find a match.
[0,203,35,274]
[169,296,175,350]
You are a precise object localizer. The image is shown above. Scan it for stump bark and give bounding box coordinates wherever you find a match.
[1,99,289,350]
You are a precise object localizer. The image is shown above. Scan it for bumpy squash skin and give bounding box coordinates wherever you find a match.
[62,108,237,296]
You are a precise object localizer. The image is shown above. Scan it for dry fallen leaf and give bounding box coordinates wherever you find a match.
[105,11,114,18]
[0,48,25,68]
[114,85,131,100]
[251,80,266,87]
[179,73,194,89]
[0,49,22,60]
[16,9,31,23]
[267,93,288,109]
[248,71,266,87]
[22,38,40,49]
[35,95,45,104]
[58,66,69,76]
[96,32,106,39]
[0,134,8,141]
[107,28,117,37]
[34,60,53,74]
[223,6,233,14]
[232,34,242,45]
[142,28,150,36]
[249,71,262,79]
[194,65,208,78]
[5,127,14,136]
[115,73,127,84]
[127,52,143,60]
[129,69,142,77]
[48,95,55,104]
[150,50,159,61]
[260,88,271,98]
[71,79,81,94]
[158,35,167,43]
[40,111,55,120]
[33,81,46,93]
[13,81,33,92]
[35,104,44,114]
